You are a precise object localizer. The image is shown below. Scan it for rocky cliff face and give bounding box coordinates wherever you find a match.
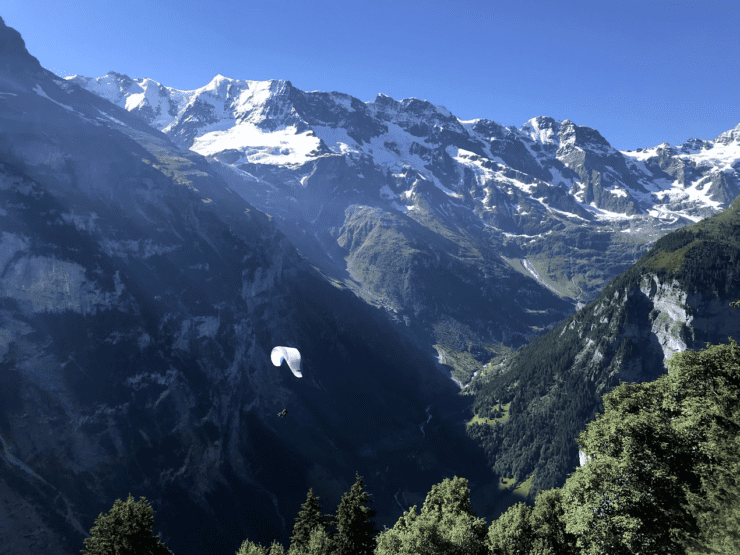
[561,271,740,391]
[0,18,501,555]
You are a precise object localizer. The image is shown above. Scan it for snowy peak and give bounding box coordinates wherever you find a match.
[201,73,232,93]
[66,72,181,129]
[367,93,463,136]
[559,119,614,153]
[715,122,740,146]
[520,116,561,145]
[623,121,740,176]
[71,70,740,227]
[518,117,618,159]
[678,137,710,154]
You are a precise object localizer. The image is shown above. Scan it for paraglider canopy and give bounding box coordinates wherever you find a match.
[271,346,302,378]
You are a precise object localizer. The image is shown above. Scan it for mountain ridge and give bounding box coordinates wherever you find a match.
[67,71,740,386]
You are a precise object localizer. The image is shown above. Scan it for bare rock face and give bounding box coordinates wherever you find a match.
[561,270,739,392]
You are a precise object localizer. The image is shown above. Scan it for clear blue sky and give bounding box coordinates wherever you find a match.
[4,0,739,151]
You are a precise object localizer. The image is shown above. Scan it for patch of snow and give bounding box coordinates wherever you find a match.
[572,201,633,222]
[546,165,570,187]
[95,108,127,126]
[33,85,78,113]
[521,117,559,145]
[191,124,321,166]
[522,259,559,295]
[364,121,437,169]
[312,125,359,154]
[604,184,628,198]
[330,93,354,111]
[680,141,740,172]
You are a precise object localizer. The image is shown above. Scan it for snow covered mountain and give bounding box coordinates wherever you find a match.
[69,72,740,382]
[69,72,740,224]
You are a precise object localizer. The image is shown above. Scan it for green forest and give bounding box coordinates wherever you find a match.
[79,313,740,554]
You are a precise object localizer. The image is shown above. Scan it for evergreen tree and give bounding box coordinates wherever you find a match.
[80,494,173,555]
[305,527,333,555]
[288,488,331,555]
[376,476,488,555]
[236,539,268,555]
[331,473,377,555]
[237,539,285,555]
[267,540,286,555]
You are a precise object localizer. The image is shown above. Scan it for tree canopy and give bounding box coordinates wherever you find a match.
[288,488,331,555]
[80,494,173,555]
[558,333,740,554]
[331,473,378,555]
[375,476,488,555]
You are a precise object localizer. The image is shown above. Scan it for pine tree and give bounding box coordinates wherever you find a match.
[331,474,378,555]
[267,540,286,555]
[305,527,333,555]
[288,488,331,555]
[80,494,173,555]
[375,476,487,555]
[236,539,268,555]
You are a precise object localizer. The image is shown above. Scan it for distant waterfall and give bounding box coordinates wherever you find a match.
[419,405,433,437]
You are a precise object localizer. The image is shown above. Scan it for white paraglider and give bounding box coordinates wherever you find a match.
[271,346,303,378]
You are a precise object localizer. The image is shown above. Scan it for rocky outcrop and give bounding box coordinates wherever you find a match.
[561,270,739,392]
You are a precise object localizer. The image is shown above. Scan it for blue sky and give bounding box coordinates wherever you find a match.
[4,0,738,151]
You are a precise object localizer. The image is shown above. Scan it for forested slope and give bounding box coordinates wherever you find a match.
[468,194,740,503]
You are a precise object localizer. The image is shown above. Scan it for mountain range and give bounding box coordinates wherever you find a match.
[2,13,740,555]
[69,70,740,386]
